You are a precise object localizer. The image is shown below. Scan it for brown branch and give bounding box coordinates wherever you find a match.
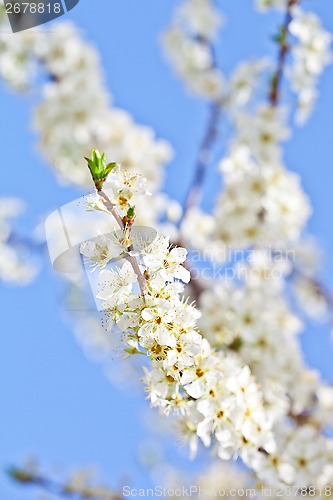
[269,0,299,107]
[289,412,322,430]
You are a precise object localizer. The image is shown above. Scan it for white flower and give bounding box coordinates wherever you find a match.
[139,299,176,348]
[234,105,290,163]
[257,424,333,487]
[197,396,238,450]
[295,87,317,124]
[163,2,224,100]
[142,236,190,283]
[97,261,137,308]
[80,241,99,259]
[141,235,170,269]
[212,161,311,248]
[143,367,180,409]
[160,247,190,283]
[179,0,222,40]
[84,194,109,213]
[163,331,203,370]
[288,7,332,124]
[104,165,149,211]
[219,145,256,182]
[181,356,217,400]
[80,233,129,269]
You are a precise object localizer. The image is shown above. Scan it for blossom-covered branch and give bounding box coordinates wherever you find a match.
[269,0,298,106]
[1,0,333,490]
[80,150,275,469]
[8,465,122,500]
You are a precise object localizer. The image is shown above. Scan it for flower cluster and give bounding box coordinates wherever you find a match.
[199,266,309,411]
[227,59,269,108]
[216,156,310,248]
[80,158,275,472]
[257,423,333,488]
[0,14,172,192]
[182,147,311,251]
[196,248,333,487]
[288,7,332,124]
[1,0,333,491]
[289,6,332,123]
[0,7,36,89]
[211,103,311,248]
[163,0,224,100]
[255,0,332,124]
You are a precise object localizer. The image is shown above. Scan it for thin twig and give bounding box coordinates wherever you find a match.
[8,467,122,500]
[183,100,222,214]
[98,189,148,296]
[269,0,299,107]
[98,190,125,230]
[180,30,223,221]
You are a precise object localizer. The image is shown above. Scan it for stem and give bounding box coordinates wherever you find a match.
[176,36,223,296]
[98,190,125,230]
[183,259,207,303]
[269,0,299,107]
[183,100,222,215]
[126,252,148,296]
[98,189,148,296]
[176,100,222,299]
[180,30,223,221]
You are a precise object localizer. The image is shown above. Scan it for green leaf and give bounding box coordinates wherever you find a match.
[127,206,136,219]
[84,149,119,189]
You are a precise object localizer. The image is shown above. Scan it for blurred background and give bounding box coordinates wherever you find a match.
[1,0,333,497]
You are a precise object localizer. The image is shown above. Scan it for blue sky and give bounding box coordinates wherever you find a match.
[1,0,333,498]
